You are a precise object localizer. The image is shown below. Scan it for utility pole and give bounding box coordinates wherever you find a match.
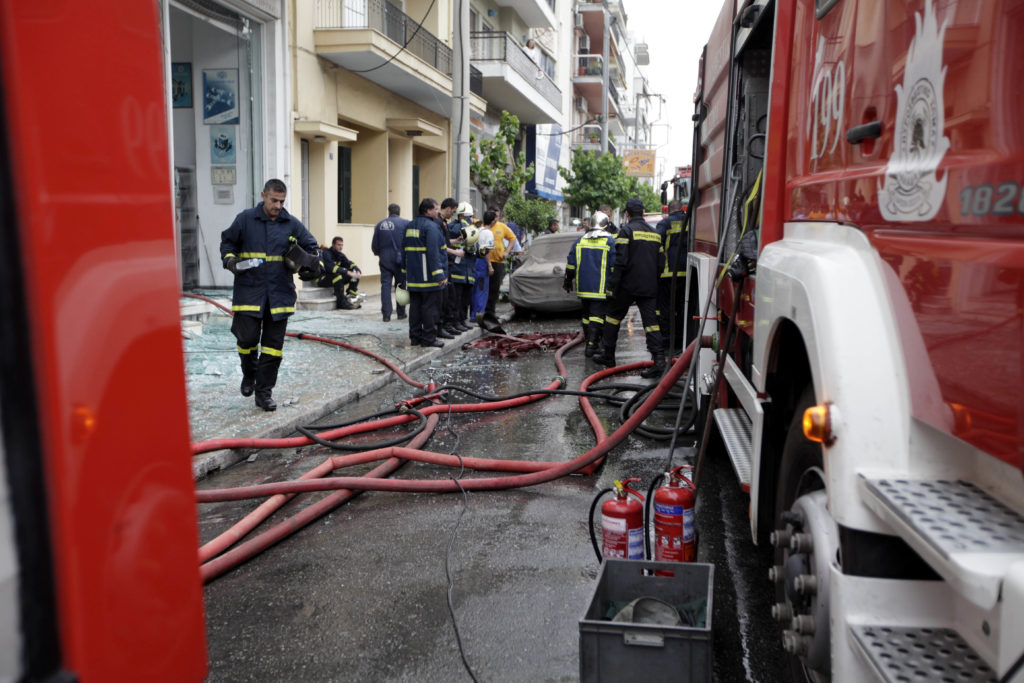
[451,0,470,200]
[600,7,610,155]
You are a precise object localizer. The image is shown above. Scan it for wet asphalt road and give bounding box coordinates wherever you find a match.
[197,313,787,682]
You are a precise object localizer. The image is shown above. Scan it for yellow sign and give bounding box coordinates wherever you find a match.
[623,149,655,177]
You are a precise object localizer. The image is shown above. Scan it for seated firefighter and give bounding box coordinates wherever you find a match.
[318,236,362,309]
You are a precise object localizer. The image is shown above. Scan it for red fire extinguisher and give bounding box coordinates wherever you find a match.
[652,466,696,563]
[601,478,646,560]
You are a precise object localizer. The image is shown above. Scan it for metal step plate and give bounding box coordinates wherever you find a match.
[850,625,995,683]
[713,408,752,489]
[860,477,1024,607]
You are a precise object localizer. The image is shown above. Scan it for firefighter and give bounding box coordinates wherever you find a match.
[564,211,616,357]
[220,178,320,411]
[403,197,448,347]
[656,199,688,350]
[318,236,362,310]
[443,202,476,333]
[593,197,666,378]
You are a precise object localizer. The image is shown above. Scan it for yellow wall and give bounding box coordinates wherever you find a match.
[388,135,414,214]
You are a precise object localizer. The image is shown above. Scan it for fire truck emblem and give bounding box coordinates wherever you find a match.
[878,0,950,221]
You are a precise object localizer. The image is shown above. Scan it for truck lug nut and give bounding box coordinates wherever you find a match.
[791,615,815,634]
[781,510,805,527]
[794,574,817,595]
[790,532,813,553]
[768,566,783,582]
[782,630,809,655]
[770,529,792,548]
[772,602,793,621]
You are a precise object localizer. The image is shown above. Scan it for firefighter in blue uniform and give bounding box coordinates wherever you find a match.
[564,211,616,358]
[656,199,688,350]
[220,178,320,411]
[593,197,666,379]
[402,197,448,347]
[443,202,476,334]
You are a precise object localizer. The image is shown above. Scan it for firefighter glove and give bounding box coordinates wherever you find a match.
[225,256,241,274]
[562,274,573,293]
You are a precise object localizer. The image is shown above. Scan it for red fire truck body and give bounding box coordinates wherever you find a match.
[690,0,1024,679]
[0,3,207,680]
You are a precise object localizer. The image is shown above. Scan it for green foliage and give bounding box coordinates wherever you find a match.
[557,149,632,212]
[469,111,535,211]
[626,176,664,215]
[504,194,559,236]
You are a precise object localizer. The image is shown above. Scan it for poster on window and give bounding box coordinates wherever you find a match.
[210,126,236,164]
[202,69,239,125]
[171,63,192,108]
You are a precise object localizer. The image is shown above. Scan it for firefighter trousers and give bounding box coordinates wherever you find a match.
[601,292,663,358]
[580,298,606,347]
[409,289,443,345]
[231,307,288,396]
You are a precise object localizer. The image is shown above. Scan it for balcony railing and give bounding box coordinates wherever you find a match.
[575,54,603,77]
[315,0,452,76]
[470,30,561,109]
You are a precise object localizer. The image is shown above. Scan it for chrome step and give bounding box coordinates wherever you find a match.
[713,407,752,489]
[850,624,995,682]
[859,476,1024,607]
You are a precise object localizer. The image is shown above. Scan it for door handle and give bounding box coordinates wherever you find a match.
[846,121,882,144]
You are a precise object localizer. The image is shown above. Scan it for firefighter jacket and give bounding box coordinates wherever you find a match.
[371,215,409,271]
[609,216,663,298]
[403,215,447,291]
[321,248,359,286]
[220,203,319,321]
[656,210,688,279]
[565,228,616,300]
[447,218,476,284]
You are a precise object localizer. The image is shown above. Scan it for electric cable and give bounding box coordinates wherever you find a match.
[588,488,614,563]
[347,0,438,74]
[531,117,600,136]
[661,369,701,472]
[296,408,427,451]
[643,473,665,561]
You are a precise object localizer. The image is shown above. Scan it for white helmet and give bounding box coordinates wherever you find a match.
[457,201,474,217]
[460,225,480,246]
[395,285,410,307]
[591,211,609,229]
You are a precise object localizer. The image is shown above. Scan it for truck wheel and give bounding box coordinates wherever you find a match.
[771,387,837,682]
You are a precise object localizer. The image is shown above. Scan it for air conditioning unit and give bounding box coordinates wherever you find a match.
[574,12,584,28]
[575,96,588,113]
[577,34,590,52]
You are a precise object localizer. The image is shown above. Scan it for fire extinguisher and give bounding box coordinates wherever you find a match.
[588,478,645,562]
[646,466,696,563]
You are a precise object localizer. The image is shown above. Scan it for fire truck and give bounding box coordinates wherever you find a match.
[688,0,1024,680]
[661,165,692,207]
[0,4,207,680]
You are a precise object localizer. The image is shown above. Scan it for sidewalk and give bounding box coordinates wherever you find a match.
[183,285,511,479]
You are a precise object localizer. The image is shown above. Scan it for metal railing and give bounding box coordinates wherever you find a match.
[574,54,603,77]
[315,0,452,76]
[469,31,561,109]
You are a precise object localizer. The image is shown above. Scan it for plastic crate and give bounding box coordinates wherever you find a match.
[579,560,714,682]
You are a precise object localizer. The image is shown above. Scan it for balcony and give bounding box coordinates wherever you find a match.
[313,0,454,117]
[470,31,562,124]
[491,0,556,29]
[575,0,625,56]
[572,55,620,118]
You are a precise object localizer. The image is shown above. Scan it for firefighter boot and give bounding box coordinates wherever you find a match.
[584,325,601,358]
[592,346,616,367]
[640,353,667,379]
[254,353,282,411]
[239,352,258,397]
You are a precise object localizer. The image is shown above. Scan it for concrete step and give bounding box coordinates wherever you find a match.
[296,297,336,311]
[297,285,333,301]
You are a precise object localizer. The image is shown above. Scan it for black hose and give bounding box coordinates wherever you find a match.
[644,474,666,561]
[618,377,698,440]
[303,407,403,431]
[588,488,615,563]
[435,383,631,405]
[296,409,428,451]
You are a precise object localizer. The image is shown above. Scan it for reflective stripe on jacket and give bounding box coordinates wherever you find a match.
[610,216,663,298]
[656,210,688,278]
[403,215,446,291]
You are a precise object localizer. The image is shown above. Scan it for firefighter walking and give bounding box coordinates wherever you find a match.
[593,198,666,379]
[656,199,688,350]
[220,178,320,411]
[564,211,616,357]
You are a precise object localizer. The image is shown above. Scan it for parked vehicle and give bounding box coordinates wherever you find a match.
[508,232,583,314]
[687,1,1024,680]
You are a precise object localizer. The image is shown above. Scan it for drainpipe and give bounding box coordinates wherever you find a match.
[600,6,610,155]
[451,0,470,200]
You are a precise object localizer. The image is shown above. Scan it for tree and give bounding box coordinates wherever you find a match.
[557,149,632,212]
[504,194,559,236]
[470,111,534,211]
[626,176,664,215]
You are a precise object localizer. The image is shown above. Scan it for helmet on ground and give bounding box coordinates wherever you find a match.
[395,285,410,307]
[591,211,609,229]
[457,201,474,217]
[460,225,480,245]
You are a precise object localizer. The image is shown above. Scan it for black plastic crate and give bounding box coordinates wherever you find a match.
[579,560,714,682]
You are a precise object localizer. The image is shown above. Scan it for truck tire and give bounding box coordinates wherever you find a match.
[773,386,832,682]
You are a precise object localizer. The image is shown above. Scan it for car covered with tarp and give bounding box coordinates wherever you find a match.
[508,232,583,313]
